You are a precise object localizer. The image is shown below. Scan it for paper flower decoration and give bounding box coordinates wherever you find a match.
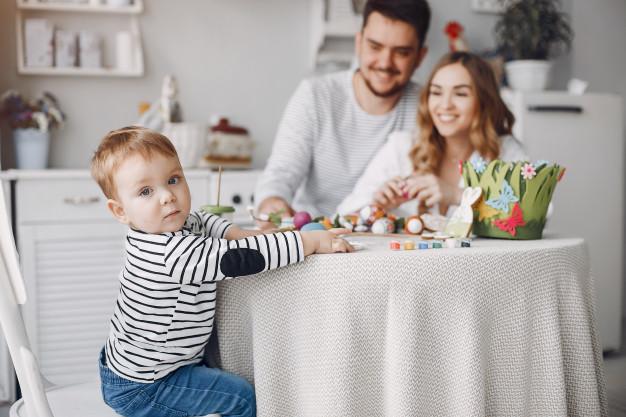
[470,155,487,174]
[521,163,537,180]
[486,180,518,213]
[477,201,500,221]
[493,202,526,237]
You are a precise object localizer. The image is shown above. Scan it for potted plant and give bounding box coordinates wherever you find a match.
[494,0,573,91]
[0,90,65,169]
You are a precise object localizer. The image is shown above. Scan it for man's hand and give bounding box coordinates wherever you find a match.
[256,196,295,230]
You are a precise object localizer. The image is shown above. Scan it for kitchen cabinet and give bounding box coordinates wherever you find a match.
[15,0,144,77]
[502,89,624,351]
[0,169,260,390]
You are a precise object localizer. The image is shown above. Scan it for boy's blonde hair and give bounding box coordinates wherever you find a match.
[91,126,179,199]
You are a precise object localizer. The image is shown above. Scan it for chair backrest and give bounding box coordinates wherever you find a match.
[0,183,54,417]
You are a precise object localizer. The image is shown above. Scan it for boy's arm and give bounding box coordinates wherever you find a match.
[224,225,260,240]
[164,230,352,284]
[165,231,305,284]
[225,226,351,256]
[186,210,233,239]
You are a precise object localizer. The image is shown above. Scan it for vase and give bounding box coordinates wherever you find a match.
[162,122,207,168]
[12,128,50,169]
[505,60,552,92]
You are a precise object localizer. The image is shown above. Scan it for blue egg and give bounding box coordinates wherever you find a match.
[300,222,326,231]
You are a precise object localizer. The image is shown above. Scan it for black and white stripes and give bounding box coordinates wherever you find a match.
[255,69,420,217]
[105,211,304,382]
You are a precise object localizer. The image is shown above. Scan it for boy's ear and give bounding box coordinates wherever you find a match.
[107,199,129,225]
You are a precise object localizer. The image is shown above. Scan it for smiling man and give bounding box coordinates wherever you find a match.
[255,0,431,221]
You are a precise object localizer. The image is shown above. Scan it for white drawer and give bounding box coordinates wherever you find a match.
[17,176,210,224]
[17,179,110,224]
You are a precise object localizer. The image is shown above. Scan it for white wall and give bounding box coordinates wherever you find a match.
[0,0,314,169]
[1,0,573,170]
[570,0,626,319]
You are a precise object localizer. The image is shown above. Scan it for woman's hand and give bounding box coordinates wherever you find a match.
[371,176,408,210]
[402,173,462,209]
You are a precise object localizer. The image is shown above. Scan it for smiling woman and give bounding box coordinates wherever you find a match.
[338,51,528,217]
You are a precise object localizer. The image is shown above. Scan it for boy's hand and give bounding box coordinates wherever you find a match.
[300,229,354,255]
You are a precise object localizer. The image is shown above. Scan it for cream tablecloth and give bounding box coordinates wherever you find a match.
[211,236,606,417]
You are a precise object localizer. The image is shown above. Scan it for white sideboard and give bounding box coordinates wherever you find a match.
[0,168,261,400]
[502,90,624,351]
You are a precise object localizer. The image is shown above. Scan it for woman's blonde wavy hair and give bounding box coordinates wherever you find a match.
[409,52,515,175]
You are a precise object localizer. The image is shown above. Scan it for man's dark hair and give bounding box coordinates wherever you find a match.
[362,0,431,49]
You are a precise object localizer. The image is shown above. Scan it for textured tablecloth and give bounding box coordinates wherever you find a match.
[212,236,607,417]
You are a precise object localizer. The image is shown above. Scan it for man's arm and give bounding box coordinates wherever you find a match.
[254,79,318,217]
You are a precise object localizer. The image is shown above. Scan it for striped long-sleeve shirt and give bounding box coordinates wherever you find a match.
[255,69,420,217]
[104,210,304,383]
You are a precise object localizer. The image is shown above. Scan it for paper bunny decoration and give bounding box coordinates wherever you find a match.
[444,187,482,238]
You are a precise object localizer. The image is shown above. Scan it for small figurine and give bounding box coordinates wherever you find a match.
[160,74,182,123]
[136,74,182,132]
[444,187,482,238]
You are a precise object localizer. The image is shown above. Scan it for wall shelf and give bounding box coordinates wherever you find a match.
[15,0,144,77]
[16,0,143,14]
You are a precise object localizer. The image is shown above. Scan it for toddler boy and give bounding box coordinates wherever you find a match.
[91,126,352,417]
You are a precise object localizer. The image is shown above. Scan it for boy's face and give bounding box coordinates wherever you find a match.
[107,152,191,234]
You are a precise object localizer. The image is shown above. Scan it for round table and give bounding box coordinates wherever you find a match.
[211,235,606,417]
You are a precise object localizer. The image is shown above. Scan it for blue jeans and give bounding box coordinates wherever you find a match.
[99,349,256,417]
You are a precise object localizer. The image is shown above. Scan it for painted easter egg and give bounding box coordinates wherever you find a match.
[293,211,312,230]
[359,205,386,225]
[371,218,394,234]
[404,215,424,235]
[300,222,326,232]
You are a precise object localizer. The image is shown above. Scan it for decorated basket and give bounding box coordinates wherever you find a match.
[462,158,565,240]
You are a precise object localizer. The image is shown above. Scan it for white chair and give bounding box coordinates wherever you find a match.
[0,182,119,417]
[0,184,219,417]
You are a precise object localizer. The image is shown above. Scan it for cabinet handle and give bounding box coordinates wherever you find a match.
[63,196,100,205]
[527,105,583,113]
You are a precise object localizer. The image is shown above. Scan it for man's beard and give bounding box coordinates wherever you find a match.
[359,68,407,98]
